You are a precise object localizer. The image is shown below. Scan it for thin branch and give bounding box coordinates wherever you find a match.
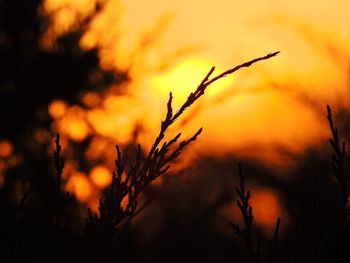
[230,163,257,263]
[86,52,279,248]
[269,217,281,263]
[327,105,348,216]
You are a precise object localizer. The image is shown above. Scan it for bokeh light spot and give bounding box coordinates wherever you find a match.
[250,189,282,229]
[48,100,67,119]
[0,141,13,158]
[90,165,112,189]
[66,172,94,202]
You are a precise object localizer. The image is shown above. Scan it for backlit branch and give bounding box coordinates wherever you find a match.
[86,51,280,247]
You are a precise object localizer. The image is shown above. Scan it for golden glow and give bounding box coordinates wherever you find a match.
[81,91,101,108]
[58,117,89,141]
[42,0,350,169]
[42,0,96,13]
[53,8,77,33]
[0,141,13,158]
[48,100,67,119]
[250,189,282,229]
[66,172,94,202]
[219,188,286,233]
[88,197,100,212]
[121,193,129,209]
[90,165,112,188]
[61,160,76,179]
[57,106,90,141]
[40,0,100,48]
[0,142,21,188]
[86,96,143,143]
[150,58,233,108]
[85,137,114,162]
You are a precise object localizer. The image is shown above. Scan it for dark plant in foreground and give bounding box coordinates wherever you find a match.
[84,52,280,254]
[311,105,350,262]
[230,163,280,263]
[5,50,350,262]
[1,51,283,262]
[53,133,71,227]
[0,194,27,262]
[230,105,350,263]
[326,105,349,217]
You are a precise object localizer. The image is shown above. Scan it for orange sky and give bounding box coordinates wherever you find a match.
[42,0,350,165]
[40,0,350,219]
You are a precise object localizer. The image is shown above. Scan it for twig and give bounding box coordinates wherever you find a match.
[231,163,281,263]
[327,105,349,217]
[230,163,257,263]
[269,217,281,263]
[86,52,280,246]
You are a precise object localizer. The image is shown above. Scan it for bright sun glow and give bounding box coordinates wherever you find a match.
[41,0,347,168]
[40,0,350,217]
[149,58,234,108]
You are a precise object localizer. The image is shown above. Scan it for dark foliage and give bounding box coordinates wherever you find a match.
[82,52,278,261]
[0,26,280,260]
[230,163,280,263]
[2,1,350,262]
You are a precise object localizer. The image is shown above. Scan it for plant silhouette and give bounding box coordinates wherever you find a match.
[2,1,350,262]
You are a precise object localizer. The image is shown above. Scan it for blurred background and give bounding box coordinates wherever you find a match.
[1,0,350,261]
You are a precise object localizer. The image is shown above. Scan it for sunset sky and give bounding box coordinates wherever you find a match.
[31,0,350,227]
[41,0,350,164]
[1,0,350,237]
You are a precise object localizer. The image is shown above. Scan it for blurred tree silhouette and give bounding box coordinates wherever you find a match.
[2,1,350,262]
[0,0,126,141]
[0,0,128,229]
